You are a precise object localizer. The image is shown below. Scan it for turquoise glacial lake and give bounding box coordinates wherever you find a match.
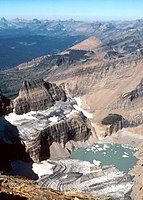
[70,143,139,173]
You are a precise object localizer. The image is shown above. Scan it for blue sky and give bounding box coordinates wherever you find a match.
[0,0,143,21]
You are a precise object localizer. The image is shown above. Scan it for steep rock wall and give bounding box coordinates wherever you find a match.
[0,90,12,116]
[26,111,93,162]
[14,79,67,114]
[2,80,95,162]
[0,92,31,173]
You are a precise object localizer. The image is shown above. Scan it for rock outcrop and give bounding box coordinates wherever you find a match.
[109,78,143,127]
[120,79,143,109]
[0,175,111,200]
[6,100,93,162]
[14,79,67,115]
[26,111,93,162]
[101,113,128,137]
[5,80,94,162]
[0,91,32,173]
[0,89,12,116]
[0,138,32,173]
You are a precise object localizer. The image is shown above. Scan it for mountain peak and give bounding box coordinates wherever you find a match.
[14,79,67,114]
[33,18,41,24]
[0,17,7,23]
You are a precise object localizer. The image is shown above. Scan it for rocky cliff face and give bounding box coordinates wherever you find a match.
[119,79,143,109]
[110,78,143,126]
[0,138,32,173]
[4,80,94,162]
[0,91,32,173]
[101,114,128,137]
[14,79,67,115]
[6,102,93,162]
[26,111,93,162]
[49,54,143,124]
[0,90,12,116]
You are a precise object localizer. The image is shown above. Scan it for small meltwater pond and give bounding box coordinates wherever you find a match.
[70,143,139,173]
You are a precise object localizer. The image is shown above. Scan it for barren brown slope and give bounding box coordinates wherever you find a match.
[70,36,102,51]
[45,54,143,127]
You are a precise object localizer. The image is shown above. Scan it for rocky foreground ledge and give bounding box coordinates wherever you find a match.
[0,175,111,200]
[2,158,133,200]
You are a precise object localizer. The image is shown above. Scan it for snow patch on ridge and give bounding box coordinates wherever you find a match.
[74,97,93,118]
[5,110,37,124]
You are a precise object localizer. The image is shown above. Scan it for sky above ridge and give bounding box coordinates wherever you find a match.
[0,0,143,21]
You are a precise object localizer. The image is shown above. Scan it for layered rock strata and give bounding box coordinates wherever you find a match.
[26,111,92,162]
[6,100,93,162]
[14,79,67,115]
[113,78,143,111]
[5,80,94,162]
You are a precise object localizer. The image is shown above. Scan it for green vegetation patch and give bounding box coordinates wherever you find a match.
[101,113,123,125]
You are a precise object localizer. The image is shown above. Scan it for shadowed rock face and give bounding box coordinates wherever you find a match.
[0,90,12,116]
[0,116,35,175]
[122,79,143,104]
[0,92,35,176]
[0,193,27,200]
[14,79,67,115]
[0,139,31,172]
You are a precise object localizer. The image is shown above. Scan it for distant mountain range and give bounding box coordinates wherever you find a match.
[0,17,143,69]
[0,17,143,36]
[1,17,143,99]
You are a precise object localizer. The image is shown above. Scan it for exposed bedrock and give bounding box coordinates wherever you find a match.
[4,80,95,162]
[0,89,13,116]
[0,174,111,200]
[14,79,67,115]
[26,111,93,162]
[112,78,143,112]
[0,92,33,173]
[0,139,32,173]
[111,78,143,127]
[0,116,33,174]
[101,113,129,137]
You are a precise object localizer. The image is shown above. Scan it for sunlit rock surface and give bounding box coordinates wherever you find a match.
[14,79,67,115]
[5,97,94,162]
[0,174,111,200]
